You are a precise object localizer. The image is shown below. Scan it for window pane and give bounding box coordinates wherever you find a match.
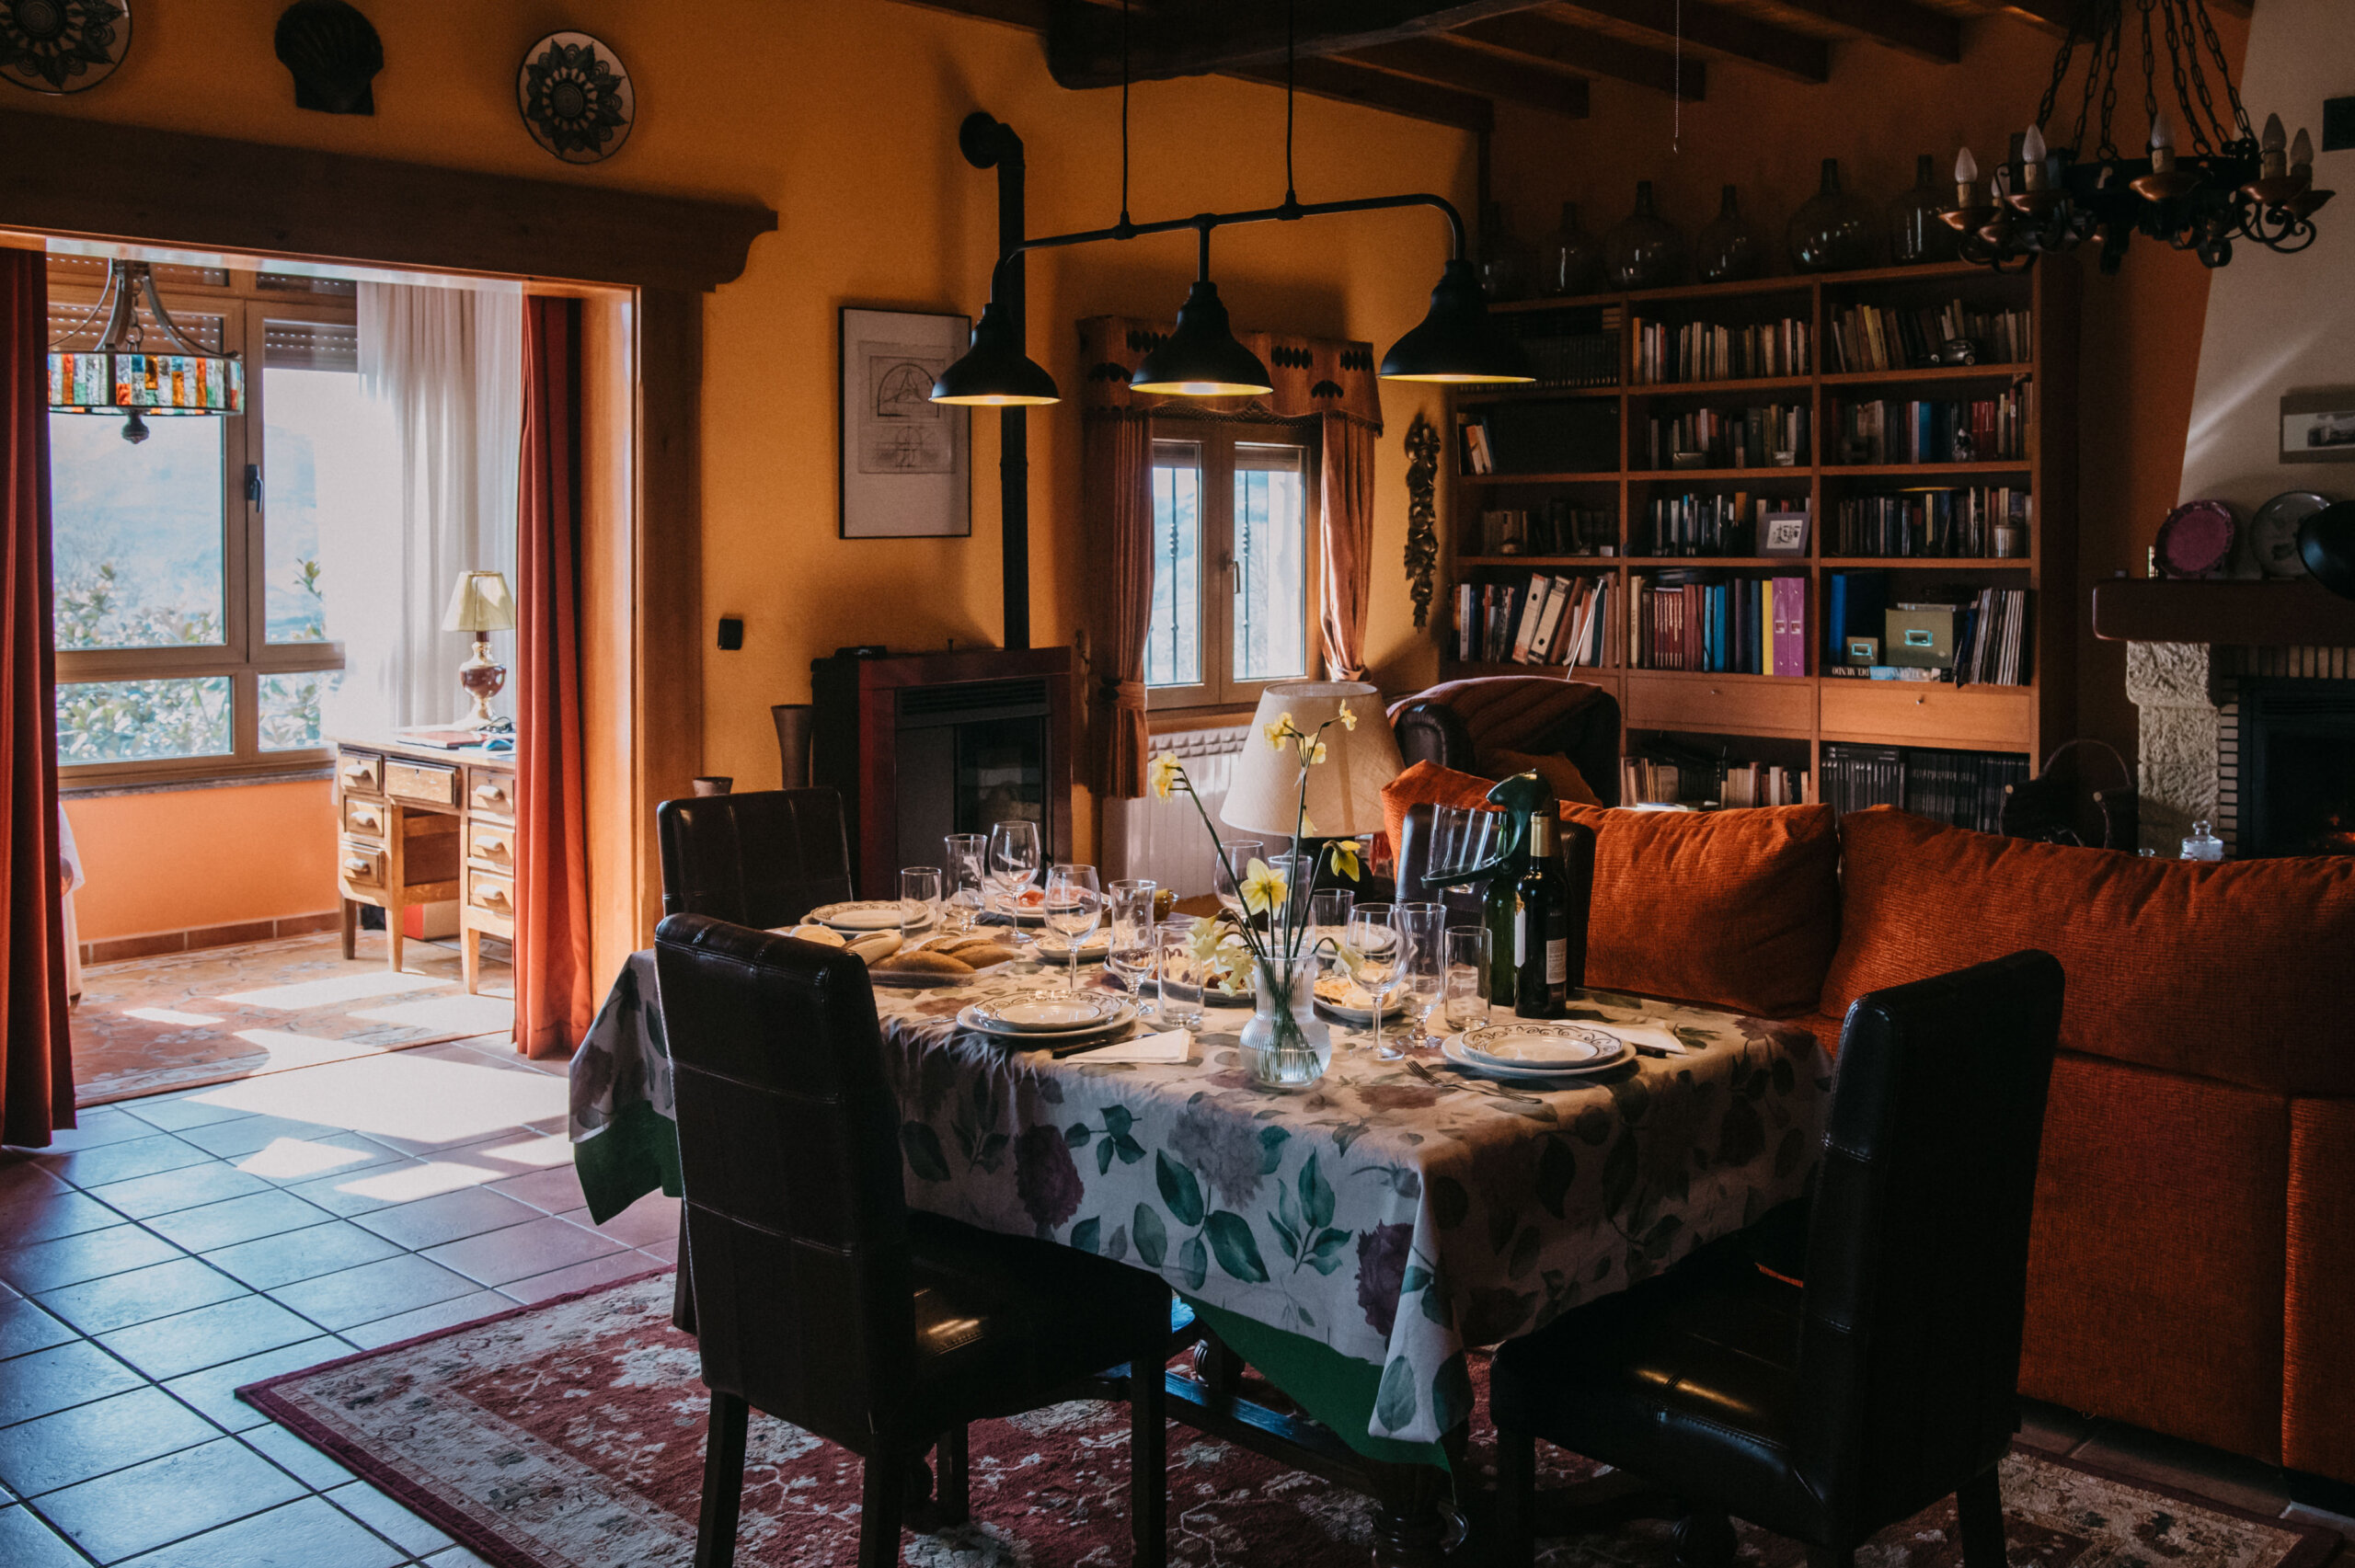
[56,677,232,763]
[49,412,225,650]
[263,362,373,644]
[1232,444,1308,683]
[260,670,343,751]
[1146,442,1202,689]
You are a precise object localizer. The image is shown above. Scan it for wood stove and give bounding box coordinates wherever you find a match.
[811,647,1074,897]
[2236,678,2355,857]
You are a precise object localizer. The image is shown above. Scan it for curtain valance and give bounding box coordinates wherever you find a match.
[1076,317,1384,433]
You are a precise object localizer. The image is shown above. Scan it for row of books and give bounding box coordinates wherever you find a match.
[1829,486,2033,558]
[1629,316,1813,384]
[1830,389,2029,465]
[1478,506,1614,557]
[1643,492,1808,557]
[1455,574,1614,667]
[1627,572,1809,675]
[1719,761,1810,807]
[1619,754,1812,808]
[1820,743,2029,835]
[1646,405,1809,471]
[1519,315,1625,388]
[1826,299,2033,373]
[1950,586,2031,686]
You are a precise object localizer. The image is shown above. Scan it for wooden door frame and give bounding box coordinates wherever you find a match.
[1,108,773,988]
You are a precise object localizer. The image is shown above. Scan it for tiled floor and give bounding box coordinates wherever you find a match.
[0,1034,674,1566]
[4,1043,2349,1568]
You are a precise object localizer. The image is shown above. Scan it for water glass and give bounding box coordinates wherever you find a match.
[1211,840,1265,919]
[1308,887,1354,975]
[942,833,987,932]
[899,866,943,940]
[1443,926,1492,1032]
[1344,903,1410,1060]
[1156,917,1205,1027]
[987,818,1042,938]
[1396,901,1447,1049]
[1106,878,1158,1002]
[1043,864,1102,991]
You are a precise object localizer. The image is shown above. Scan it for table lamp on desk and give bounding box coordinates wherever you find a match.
[443,568,517,728]
[1221,681,1407,893]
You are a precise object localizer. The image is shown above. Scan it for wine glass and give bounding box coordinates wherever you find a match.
[987,819,1042,943]
[1443,926,1493,1033]
[900,866,943,943]
[1106,878,1158,1004]
[1155,916,1205,1027]
[942,834,987,933]
[1396,902,1447,1050]
[1043,864,1102,991]
[1211,840,1265,920]
[1344,903,1411,1061]
[1308,888,1354,979]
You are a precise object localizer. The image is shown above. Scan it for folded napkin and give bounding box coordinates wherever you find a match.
[1067,1028,1192,1064]
[1584,1020,1692,1055]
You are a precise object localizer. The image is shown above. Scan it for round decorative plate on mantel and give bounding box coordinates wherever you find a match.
[517,29,633,165]
[2249,491,2334,579]
[2155,499,2239,579]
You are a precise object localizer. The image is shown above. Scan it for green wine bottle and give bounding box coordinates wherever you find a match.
[1484,844,1520,1010]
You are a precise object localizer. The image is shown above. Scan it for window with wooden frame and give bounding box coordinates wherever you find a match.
[47,258,359,787]
[1144,419,1320,712]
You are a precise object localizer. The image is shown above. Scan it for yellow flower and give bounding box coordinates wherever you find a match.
[1338,701,1359,732]
[1299,812,1319,838]
[1297,736,1328,766]
[1240,856,1288,916]
[1327,837,1362,881]
[1263,712,1295,751]
[1186,915,1227,968]
[1149,752,1183,800]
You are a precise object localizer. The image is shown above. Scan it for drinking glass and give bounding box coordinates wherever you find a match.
[1344,903,1410,1060]
[987,819,1042,940]
[1308,887,1354,977]
[1211,840,1265,920]
[1106,878,1158,1003]
[899,866,943,942]
[1156,916,1205,1027]
[942,833,988,933]
[1444,927,1493,1033]
[1266,851,1315,950]
[1396,901,1447,1050]
[1043,864,1102,991]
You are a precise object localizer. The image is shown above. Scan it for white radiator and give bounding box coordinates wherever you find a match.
[1102,725,1251,897]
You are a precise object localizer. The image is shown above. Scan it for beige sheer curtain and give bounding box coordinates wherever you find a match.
[1076,318,1383,797]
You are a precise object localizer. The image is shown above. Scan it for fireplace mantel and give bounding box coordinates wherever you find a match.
[2092,578,2355,645]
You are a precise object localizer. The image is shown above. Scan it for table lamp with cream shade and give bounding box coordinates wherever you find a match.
[1221,682,1407,877]
[443,569,516,727]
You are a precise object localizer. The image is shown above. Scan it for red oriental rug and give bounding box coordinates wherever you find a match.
[240,1272,2339,1568]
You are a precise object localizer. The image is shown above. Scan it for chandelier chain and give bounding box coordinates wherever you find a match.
[2192,0,2250,136]
[2096,12,2123,157]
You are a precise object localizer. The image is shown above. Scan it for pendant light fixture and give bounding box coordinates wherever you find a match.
[49,259,245,444]
[930,0,1530,407]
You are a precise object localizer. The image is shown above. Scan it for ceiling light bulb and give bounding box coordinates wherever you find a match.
[2263,112,2287,152]
[2292,128,2315,169]
[2023,124,2047,165]
[2150,111,2175,151]
[1956,146,1979,185]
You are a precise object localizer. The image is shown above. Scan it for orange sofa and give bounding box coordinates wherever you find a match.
[1382,761,2355,1492]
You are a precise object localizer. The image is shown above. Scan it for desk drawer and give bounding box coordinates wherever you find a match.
[1624,672,1815,737]
[339,840,387,892]
[466,868,515,921]
[468,769,515,819]
[466,821,515,869]
[1819,681,2036,750]
[338,750,383,796]
[385,760,458,808]
[340,796,390,841]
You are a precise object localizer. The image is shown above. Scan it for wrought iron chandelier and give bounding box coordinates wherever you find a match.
[47,259,245,444]
[1943,0,2331,274]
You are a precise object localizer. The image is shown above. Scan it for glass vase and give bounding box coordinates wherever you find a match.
[1240,961,1330,1092]
[1787,157,1880,273]
[1542,201,1605,296]
[1477,200,1534,303]
[1889,153,1959,265]
[1605,180,1688,291]
[1694,184,1764,283]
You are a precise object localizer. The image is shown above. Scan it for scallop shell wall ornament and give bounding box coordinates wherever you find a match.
[0,0,132,96]
[273,0,381,115]
[517,31,633,165]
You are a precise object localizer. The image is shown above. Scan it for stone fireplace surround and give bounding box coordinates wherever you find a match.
[2126,642,2355,855]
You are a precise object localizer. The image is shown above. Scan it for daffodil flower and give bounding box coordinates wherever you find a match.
[1297,736,1328,766]
[1338,701,1359,732]
[1264,712,1295,751]
[1299,812,1319,838]
[1240,856,1288,916]
[1327,837,1362,881]
[1149,752,1184,800]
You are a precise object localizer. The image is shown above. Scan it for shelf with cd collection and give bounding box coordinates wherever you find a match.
[1442,253,2079,807]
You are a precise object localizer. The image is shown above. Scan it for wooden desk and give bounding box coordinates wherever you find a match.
[333,734,517,991]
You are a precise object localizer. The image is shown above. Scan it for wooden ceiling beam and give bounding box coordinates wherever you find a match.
[1451,12,1701,98]
[1338,37,1591,118]
[1044,0,1554,87]
[1544,0,1828,83]
[1228,55,1500,132]
[1756,0,1962,63]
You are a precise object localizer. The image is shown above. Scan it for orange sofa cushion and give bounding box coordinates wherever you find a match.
[1379,761,1842,1017]
[1822,807,2355,1094]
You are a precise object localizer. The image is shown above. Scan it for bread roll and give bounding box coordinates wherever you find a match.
[948,943,1021,969]
[788,924,846,948]
[845,931,902,963]
[872,950,971,977]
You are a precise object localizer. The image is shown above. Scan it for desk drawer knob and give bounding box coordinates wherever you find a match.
[473,884,511,910]
[343,856,374,879]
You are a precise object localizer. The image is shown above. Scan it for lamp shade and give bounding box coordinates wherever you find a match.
[930,300,1061,406]
[1131,280,1275,397]
[1221,681,1407,840]
[1380,258,1536,384]
[442,569,517,634]
[2299,500,2355,601]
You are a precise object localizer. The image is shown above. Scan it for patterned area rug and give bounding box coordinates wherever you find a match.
[74,931,515,1106]
[241,1273,2338,1568]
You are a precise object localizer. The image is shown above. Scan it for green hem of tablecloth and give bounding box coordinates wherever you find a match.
[575,1100,682,1224]
[1182,1298,1449,1471]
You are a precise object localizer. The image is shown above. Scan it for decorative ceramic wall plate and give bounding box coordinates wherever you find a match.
[2155,499,2238,579]
[2249,491,2332,579]
[0,0,132,95]
[516,30,632,164]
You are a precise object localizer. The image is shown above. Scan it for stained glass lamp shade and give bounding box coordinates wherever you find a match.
[48,260,245,444]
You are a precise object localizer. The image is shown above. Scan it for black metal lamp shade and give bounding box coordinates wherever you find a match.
[1380,258,1535,384]
[1130,280,1274,397]
[930,300,1061,406]
[2299,499,2355,600]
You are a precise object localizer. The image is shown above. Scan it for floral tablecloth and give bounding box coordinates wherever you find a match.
[569,953,1832,1448]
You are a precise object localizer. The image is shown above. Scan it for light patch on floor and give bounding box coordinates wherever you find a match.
[221,970,453,1012]
[187,1051,566,1146]
[336,1158,506,1203]
[232,1029,393,1071]
[347,994,519,1036]
[474,1135,578,1170]
[121,1006,229,1027]
[237,1136,389,1181]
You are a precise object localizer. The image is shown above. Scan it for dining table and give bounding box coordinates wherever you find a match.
[569,942,1834,1564]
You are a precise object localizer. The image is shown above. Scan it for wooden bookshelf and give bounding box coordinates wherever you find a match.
[1443,257,2079,801]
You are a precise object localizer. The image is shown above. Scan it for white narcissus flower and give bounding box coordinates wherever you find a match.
[1264,712,1295,751]
[1149,752,1184,800]
[1338,701,1359,731]
[1239,856,1288,916]
[1297,736,1328,766]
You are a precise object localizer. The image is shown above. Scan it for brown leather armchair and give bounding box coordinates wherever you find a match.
[1387,677,1622,807]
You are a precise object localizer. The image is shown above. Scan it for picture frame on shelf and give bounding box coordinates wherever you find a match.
[2280,390,2355,464]
[839,306,971,538]
[1761,509,1811,557]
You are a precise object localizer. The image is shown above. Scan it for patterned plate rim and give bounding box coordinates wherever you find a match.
[809,900,936,932]
[1461,1021,1622,1068]
[1442,1035,1630,1079]
[966,990,1127,1029]
[957,1000,1139,1038]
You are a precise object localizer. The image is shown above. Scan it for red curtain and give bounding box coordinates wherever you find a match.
[513,296,592,1059]
[2,248,73,1144]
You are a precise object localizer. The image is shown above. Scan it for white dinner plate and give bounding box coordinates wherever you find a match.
[808,900,936,933]
[1441,1034,1631,1081]
[1032,929,1111,961]
[958,999,1140,1043]
[1311,974,1413,1025]
[982,893,1048,927]
[1461,1022,1624,1069]
[964,990,1126,1032]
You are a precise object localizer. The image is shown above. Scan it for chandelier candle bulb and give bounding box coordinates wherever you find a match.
[2022,126,2049,192]
[1955,145,1980,202]
[2292,129,2315,175]
[2151,111,2177,175]
[2263,113,2290,179]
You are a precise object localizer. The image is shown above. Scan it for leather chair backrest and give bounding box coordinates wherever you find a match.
[657,789,855,930]
[1388,678,1623,808]
[653,913,915,1451]
[1794,948,2064,1534]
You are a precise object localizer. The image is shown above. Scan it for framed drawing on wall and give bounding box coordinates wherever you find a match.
[840,307,971,537]
[2280,389,2355,464]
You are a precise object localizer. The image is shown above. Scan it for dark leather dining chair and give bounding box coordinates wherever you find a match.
[1489,949,2066,1568]
[656,787,855,930]
[653,913,1171,1568]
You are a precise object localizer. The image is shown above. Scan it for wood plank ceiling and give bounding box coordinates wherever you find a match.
[899,0,2253,134]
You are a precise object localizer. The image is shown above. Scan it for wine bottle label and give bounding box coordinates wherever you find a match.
[1545,938,1568,985]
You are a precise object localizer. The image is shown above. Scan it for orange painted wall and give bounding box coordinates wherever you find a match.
[1491,10,2247,757]
[64,782,339,942]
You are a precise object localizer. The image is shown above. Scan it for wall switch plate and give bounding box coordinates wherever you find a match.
[717,615,743,651]
[2326,96,2355,154]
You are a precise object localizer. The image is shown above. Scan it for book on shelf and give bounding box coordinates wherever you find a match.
[1820,572,2030,687]
[1952,585,2031,686]
[1626,571,1808,674]
[1832,486,2031,557]
[1457,413,1496,475]
[1823,570,1889,668]
[1643,491,1809,556]
[1827,299,2032,374]
[1718,761,1811,808]
[1509,303,1625,389]
[1646,405,1809,470]
[1479,503,1614,556]
[1831,388,2029,465]
[1629,315,1811,384]
[1820,742,2028,834]
[1456,574,1615,668]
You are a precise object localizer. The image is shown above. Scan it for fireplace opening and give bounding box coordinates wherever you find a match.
[2238,679,2355,857]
